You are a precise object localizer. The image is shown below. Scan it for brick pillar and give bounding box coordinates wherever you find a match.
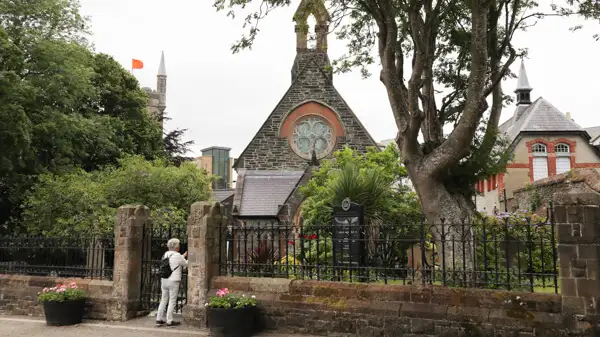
[554,190,600,330]
[108,205,149,321]
[183,201,226,327]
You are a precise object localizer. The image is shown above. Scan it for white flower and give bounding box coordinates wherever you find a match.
[516,296,521,300]
[251,295,256,299]
[204,303,209,307]
[242,294,246,297]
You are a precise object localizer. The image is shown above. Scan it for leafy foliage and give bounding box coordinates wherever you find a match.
[0,0,170,231]
[300,145,421,228]
[38,282,85,302]
[23,156,212,236]
[206,288,257,309]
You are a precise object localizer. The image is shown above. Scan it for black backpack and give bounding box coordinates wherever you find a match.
[159,253,179,279]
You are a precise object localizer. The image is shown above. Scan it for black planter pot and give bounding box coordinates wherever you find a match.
[207,306,257,337]
[42,299,85,326]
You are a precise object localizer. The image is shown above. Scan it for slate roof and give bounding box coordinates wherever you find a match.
[586,126,600,144]
[213,189,235,203]
[238,170,305,217]
[500,97,585,142]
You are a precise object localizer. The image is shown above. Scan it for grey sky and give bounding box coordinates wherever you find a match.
[79,0,600,159]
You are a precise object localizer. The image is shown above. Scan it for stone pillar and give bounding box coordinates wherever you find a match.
[554,190,600,330]
[183,202,227,327]
[108,205,149,321]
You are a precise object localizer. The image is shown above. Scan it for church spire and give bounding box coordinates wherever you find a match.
[158,51,166,76]
[514,59,532,106]
[156,51,167,112]
[293,0,330,53]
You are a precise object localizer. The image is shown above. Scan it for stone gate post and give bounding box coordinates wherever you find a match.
[183,201,226,327]
[554,190,600,331]
[108,205,149,321]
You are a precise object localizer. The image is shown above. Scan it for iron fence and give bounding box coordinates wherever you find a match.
[218,216,558,293]
[0,235,115,280]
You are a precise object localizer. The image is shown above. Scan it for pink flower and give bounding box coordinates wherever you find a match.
[56,288,66,293]
[216,288,229,297]
[42,288,49,293]
[69,282,77,289]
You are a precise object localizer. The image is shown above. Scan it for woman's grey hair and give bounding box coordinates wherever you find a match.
[166,238,180,250]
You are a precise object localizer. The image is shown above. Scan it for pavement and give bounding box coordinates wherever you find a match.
[0,316,314,337]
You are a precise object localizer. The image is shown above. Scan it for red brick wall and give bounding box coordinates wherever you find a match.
[211,276,587,336]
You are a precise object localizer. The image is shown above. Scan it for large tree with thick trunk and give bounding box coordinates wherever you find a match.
[214,0,599,225]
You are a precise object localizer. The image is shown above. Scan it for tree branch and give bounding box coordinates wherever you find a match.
[420,0,489,177]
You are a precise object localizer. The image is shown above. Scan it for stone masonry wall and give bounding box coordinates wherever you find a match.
[0,275,114,320]
[513,168,600,214]
[235,51,378,171]
[212,276,591,337]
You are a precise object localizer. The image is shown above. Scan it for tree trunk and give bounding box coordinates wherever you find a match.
[411,172,477,287]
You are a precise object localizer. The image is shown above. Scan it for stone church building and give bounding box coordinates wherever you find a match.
[228,0,378,225]
[475,61,600,214]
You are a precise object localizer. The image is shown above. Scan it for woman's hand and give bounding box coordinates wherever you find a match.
[183,251,188,258]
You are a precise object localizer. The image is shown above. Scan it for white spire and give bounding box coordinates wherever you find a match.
[158,51,166,76]
[515,59,531,91]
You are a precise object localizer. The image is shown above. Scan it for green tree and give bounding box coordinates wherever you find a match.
[0,0,164,229]
[214,0,598,225]
[23,156,212,237]
[301,145,421,228]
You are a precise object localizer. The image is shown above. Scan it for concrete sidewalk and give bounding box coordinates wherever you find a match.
[0,316,312,337]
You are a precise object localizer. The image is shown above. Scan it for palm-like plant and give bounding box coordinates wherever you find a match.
[328,163,394,225]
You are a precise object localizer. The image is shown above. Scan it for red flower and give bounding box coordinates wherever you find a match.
[288,240,295,245]
[303,235,308,239]
[309,234,317,240]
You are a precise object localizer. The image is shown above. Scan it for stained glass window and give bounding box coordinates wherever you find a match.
[292,116,333,158]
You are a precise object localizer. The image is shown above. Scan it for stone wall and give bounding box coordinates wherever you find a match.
[211,276,583,336]
[513,168,600,214]
[0,275,115,320]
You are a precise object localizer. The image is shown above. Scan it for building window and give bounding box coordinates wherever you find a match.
[531,143,548,181]
[555,143,571,174]
[291,116,335,159]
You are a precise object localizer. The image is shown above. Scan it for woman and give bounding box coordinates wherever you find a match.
[156,238,188,327]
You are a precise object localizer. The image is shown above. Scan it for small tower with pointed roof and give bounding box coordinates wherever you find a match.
[513,59,532,122]
[142,52,167,129]
[157,51,167,114]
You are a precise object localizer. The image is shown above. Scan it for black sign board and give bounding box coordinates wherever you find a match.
[332,199,366,271]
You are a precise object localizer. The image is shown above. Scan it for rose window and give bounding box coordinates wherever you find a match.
[291,116,334,159]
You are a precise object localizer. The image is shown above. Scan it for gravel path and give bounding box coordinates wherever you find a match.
[0,316,314,337]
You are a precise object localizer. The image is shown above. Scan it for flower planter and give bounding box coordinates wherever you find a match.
[42,299,85,326]
[207,306,256,337]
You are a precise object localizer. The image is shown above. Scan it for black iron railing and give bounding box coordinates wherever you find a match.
[0,235,115,280]
[218,216,558,293]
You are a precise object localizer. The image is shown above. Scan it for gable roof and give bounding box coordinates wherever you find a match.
[213,189,235,203]
[237,170,305,217]
[232,51,379,170]
[586,126,600,145]
[501,97,585,142]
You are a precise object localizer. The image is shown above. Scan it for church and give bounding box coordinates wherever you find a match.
[226,0,378,225]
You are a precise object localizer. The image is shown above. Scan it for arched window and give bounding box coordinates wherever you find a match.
[531,143,548,181]
[555,143,571,174]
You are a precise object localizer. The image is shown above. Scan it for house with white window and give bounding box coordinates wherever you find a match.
[475,60,600,214]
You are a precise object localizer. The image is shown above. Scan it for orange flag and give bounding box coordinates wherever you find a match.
[132,59,144,70]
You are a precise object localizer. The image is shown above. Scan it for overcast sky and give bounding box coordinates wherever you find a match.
[79,0,600,159]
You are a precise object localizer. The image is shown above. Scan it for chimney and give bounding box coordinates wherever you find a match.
[565,111,573,121]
